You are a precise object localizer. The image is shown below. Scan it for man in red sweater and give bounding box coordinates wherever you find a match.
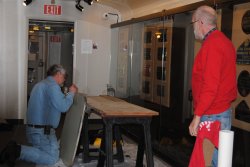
[188,5,237,166]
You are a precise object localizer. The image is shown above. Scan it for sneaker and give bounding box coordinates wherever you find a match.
[36,159,67,167]
[0,141,21,167]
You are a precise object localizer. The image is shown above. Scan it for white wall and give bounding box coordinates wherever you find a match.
[0,0,119,119]
[0,0,20,119]
[75,20,111,95]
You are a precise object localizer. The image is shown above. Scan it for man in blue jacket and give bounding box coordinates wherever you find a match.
[0,64,78,166]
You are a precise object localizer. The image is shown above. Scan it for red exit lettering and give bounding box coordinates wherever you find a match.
[44,5,62,15]
[50,36,61,42]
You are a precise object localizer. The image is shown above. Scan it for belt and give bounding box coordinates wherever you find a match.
[27,124,49,128]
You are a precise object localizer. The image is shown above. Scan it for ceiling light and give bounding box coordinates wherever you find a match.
[84,0,93,5]
[76,0,84,12]
[44,25,51,30]
[76,4,84,12]
[155,32,161,39]
[33,25,39,31]
[23,0,32,6]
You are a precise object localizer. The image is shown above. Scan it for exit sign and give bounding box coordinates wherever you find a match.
[44,5,62,15]
[50,36,61,42]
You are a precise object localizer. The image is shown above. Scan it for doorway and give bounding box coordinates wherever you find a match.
[27,20,74,98]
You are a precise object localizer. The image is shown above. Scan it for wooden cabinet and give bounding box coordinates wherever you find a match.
[141,25,172,107]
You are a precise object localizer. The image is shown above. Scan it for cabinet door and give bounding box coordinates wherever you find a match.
[140,27,155,101]
[153,27,172,107]
[141,25,172,107]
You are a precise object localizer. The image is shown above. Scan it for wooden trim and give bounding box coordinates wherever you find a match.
[111,0,238,28]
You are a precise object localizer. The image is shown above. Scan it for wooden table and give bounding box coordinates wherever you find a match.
[86,95,159,167]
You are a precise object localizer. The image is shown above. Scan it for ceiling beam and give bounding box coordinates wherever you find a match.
[111,0,247,28]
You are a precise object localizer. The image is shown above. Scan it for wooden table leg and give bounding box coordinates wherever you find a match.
[97,127,106,167]
[143,118,154,167]
[82,112,90,163]
[104,119,113,167]
[114,125,124,162]
[136,136,144,167]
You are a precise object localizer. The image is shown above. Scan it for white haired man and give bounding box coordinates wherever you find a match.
[189,5,237,166]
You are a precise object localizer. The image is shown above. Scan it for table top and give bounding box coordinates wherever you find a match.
[86,95,159,118]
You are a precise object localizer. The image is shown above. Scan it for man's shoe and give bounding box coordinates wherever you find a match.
[0,143,8,163]
[0,141,21,167]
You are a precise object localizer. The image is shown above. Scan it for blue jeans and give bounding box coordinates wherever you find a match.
[200,108,232,167]
[19,127,59,165]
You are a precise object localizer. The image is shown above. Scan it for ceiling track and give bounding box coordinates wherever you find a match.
[111,0,246,28]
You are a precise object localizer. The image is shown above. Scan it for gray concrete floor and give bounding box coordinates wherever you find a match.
[0,124,172,167]
[69,135,172,167]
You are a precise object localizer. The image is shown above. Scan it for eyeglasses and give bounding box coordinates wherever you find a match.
[190,20,199,25]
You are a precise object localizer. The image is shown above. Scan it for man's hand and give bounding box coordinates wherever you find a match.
[69,84,78,94]
[189,115,201,136]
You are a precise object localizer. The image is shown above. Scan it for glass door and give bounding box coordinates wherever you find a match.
[27,20,74,99]
[111,11,195,166]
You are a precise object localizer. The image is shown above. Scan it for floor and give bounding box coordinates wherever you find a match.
[0,121,172,167]
[71,135,171,167]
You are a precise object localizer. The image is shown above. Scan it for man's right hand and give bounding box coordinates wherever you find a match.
[69,84,78,94]
[189,115,201,136]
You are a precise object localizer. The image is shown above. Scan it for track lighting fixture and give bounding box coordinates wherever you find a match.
[23,0,32,6]
[76,4,84,12]
[84,0,93,5]
[75,0,84,12]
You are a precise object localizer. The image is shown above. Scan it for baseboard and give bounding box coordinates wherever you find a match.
[5,119,24,125]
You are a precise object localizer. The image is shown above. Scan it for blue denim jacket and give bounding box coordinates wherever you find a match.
[26,76,74,128]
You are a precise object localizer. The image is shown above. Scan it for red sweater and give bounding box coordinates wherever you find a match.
[192,30,237,116]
